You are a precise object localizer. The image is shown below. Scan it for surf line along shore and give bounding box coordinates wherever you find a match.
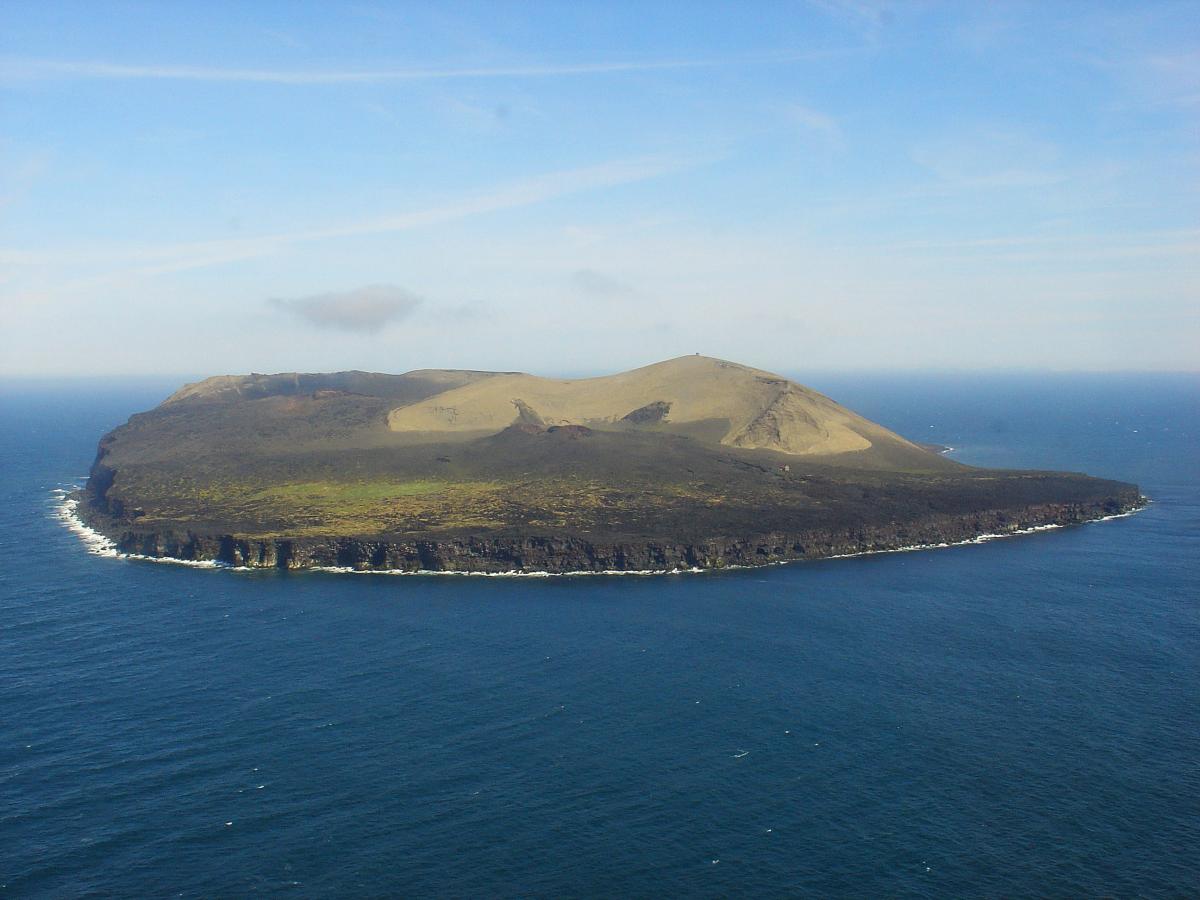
[61,488,1146,575]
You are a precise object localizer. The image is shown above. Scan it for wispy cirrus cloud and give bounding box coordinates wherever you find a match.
[785,103,844,147]
[805,0,895,34]
[0,148,49,209]
[261,29,307,51]
[0,154,707,286]
[0,49,844,85]
[888,227,1200,263]
[1144,50,1200,106]
[910,126,1065,188]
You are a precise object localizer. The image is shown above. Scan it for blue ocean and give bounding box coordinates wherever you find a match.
[2,373,1196,897]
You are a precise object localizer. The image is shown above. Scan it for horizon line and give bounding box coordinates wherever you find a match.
[2,368,1197,382]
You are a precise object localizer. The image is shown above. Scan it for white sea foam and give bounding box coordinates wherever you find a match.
[53,492,120,558]
[1090,502,1150,523]
[53,489,225,569]
[52,487,1149,578]
[308,565,706,578]
[820,498,1150,562]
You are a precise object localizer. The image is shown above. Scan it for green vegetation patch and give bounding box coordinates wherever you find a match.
[228,478,508,535]
[112,469,742,538]
[117,475,509,536]
[247,479,450,504]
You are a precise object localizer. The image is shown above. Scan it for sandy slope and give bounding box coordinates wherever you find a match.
[387,355,918,457]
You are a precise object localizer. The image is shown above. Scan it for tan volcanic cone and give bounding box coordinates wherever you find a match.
[386,355,921,457]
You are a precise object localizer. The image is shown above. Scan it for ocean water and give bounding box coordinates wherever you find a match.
[1,373,1196,897]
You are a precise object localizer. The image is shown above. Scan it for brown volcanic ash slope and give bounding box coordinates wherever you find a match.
[76,356,1143,572]
[387,355,917,458]
[164,367,505,406]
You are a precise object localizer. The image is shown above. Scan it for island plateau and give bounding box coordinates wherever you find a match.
[74,356,1143,572]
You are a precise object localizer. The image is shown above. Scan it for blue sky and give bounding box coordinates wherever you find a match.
[1,1,1196,375]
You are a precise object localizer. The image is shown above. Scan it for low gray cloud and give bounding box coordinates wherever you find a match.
[571,269,635,298]
[269,284,422,333]
[439,300,493,320]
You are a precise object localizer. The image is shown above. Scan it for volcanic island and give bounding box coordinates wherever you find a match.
[73,355,1144,573]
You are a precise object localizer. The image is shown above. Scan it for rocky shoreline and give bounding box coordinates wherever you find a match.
[68,490,1145,575]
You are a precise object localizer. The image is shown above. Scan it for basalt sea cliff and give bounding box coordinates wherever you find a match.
[73,495,1143,573]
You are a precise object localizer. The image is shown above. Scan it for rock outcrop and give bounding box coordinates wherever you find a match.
[76,491,1143,574]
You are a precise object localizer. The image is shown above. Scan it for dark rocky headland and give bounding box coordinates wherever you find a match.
[74,357,1145,573]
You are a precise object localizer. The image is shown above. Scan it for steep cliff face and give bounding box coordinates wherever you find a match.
[76,491,1143,574]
